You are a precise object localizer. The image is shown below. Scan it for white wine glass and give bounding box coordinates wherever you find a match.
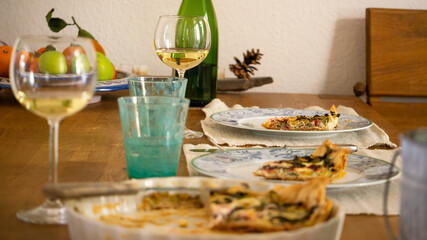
[154,15,210,139]
[9,35,97,224]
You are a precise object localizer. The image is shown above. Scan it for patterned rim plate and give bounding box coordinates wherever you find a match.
[0,70,130,92]
[210,108,373,136]
[191,148,400,189]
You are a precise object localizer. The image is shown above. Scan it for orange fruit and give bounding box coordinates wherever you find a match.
[35,45,57,57]
[91,39,105,55]
[112,64,116,80]
[0,46,13,77]
[62,45,86,71]
[16,50,33,70]
[36,47,47,56]
[29,56,40,73]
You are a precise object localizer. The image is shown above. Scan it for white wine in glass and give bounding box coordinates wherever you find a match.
[154,15,211,139]
[9,35,97,224]
[155,48,209,78]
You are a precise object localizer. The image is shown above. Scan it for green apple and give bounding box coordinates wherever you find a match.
[38,51,68,74]
[71,54,90,74]
[96,51,114,80]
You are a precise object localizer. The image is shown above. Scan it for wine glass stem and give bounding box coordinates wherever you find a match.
[177,70,186,78]
[16,118,67,225]
[48,119,61,184]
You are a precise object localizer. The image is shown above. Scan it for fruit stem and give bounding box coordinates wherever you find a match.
[71,17,81,30]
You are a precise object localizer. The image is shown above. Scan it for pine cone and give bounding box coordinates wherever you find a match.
[229,49,263,79]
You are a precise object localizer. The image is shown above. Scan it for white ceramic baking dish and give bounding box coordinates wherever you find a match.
[66,177,345,240]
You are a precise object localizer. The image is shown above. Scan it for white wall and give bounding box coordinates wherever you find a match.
[1,0,426,95]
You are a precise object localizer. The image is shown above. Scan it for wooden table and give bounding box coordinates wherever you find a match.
[0,89,400,239]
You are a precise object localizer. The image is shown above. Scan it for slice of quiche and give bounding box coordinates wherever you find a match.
[253,140,350,181]
[208,177,333,232]
[261,105,339,131]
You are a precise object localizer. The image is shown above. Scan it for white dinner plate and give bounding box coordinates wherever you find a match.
[210,108,373,137]
[0,70,130,92]
[191,148,400,189]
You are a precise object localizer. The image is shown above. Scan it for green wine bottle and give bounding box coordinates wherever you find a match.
[178,0,218,107]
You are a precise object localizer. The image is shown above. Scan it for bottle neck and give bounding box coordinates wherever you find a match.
[178,0,213,17]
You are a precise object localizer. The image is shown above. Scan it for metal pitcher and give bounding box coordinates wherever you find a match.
[384,128,427,240]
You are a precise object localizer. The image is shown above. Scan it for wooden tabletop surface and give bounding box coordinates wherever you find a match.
[0,88,401,239]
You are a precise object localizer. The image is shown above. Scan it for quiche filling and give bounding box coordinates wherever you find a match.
[209,178,333,231]
[141,192,204,210]
[97,178,334,233]
[253,140,350,181]
[262,105,339,131]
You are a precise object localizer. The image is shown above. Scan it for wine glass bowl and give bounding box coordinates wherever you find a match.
[12,36,96,120]
[154,15,211,78]
[9,35,97,224]
[154,15,210,139]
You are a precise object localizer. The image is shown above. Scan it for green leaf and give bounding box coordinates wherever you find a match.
[46,8,54,22]
[78,29,95,40]
[48,18,68,32]
[45,44,56,52]
[46,8,68,33]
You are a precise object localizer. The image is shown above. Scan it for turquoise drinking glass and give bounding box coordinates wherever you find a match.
[127,76,202,139]
[128,77,187,97]
[118,96,189,178]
